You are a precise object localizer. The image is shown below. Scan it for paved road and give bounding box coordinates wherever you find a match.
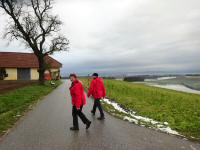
[0,81,200,150]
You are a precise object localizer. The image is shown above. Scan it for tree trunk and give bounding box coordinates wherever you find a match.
[38,55,45,85]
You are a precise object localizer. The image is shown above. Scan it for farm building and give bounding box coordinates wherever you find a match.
[0,52,62,80]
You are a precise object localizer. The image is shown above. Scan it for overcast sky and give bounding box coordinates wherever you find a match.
[0,0,200,76]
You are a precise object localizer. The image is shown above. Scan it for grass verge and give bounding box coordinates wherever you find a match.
[0,80,62,136]
[81,78,200,141]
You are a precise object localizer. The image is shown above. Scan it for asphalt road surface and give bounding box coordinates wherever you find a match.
[0,80,200,150]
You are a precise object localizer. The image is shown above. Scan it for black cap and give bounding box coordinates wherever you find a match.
[92,73,98,77]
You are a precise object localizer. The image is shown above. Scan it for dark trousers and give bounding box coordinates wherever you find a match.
[72,106,90,128]
[92,99,104,117]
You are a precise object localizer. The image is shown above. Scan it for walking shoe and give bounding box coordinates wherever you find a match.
[91,110,95,115]
[70,127,79,131]
[97,116,105,120]
[86,121,91,129]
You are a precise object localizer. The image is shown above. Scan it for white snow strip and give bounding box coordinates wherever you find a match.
[144,76,176,82]
[157,77,177,80]
[103,98,128,114]
[148,84,200,94]
[129,114,159,125]
[123,116,138,124]
[102,98,181,136]
[158,127,179,135]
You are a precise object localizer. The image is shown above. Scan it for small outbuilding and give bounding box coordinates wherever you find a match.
[0,52,62,80]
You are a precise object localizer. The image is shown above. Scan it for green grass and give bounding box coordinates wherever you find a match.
[0,80,62,136]
[81,78,200,140]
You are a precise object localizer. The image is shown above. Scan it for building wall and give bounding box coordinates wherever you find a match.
[4,68,17,80]
[31,68,60,80]
[50,68,59,72]
[50,68,60,79]
[31,68,39,80]
[4,68,60,80]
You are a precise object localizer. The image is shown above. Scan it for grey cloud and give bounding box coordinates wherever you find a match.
[0,0,200,76]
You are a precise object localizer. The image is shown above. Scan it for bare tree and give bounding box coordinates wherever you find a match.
[0,0,69,84]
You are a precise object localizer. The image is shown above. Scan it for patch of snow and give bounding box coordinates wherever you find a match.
[123,116,138,124]
[103,98,127,114]
[144,79,157,82]
[144,76,176,82]
[148,84,200,94]
[115,78,123,81]
[185,76,200,79]
[157,124,164,128]
[129,114,159,125]
[157,77,177,80]
[103,98,181,136]
[158,127,179,135]
[164,122,168,125]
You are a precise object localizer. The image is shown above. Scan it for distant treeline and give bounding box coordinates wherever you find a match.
[123,75,171,82]
[61,76,116,79]
[61,76,69,79]
[185,74,200,76]
[124,76,145,82]
[62,74,200,82]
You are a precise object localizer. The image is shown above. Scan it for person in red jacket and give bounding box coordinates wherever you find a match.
[88,73,106,120]
[69,74,91,130]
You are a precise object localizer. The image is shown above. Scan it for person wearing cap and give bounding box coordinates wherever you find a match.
[69,74,91,130]
[88,73,106,120]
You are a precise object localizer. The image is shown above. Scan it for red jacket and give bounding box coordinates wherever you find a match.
[69,80,86,108]
[88,77,106,99]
